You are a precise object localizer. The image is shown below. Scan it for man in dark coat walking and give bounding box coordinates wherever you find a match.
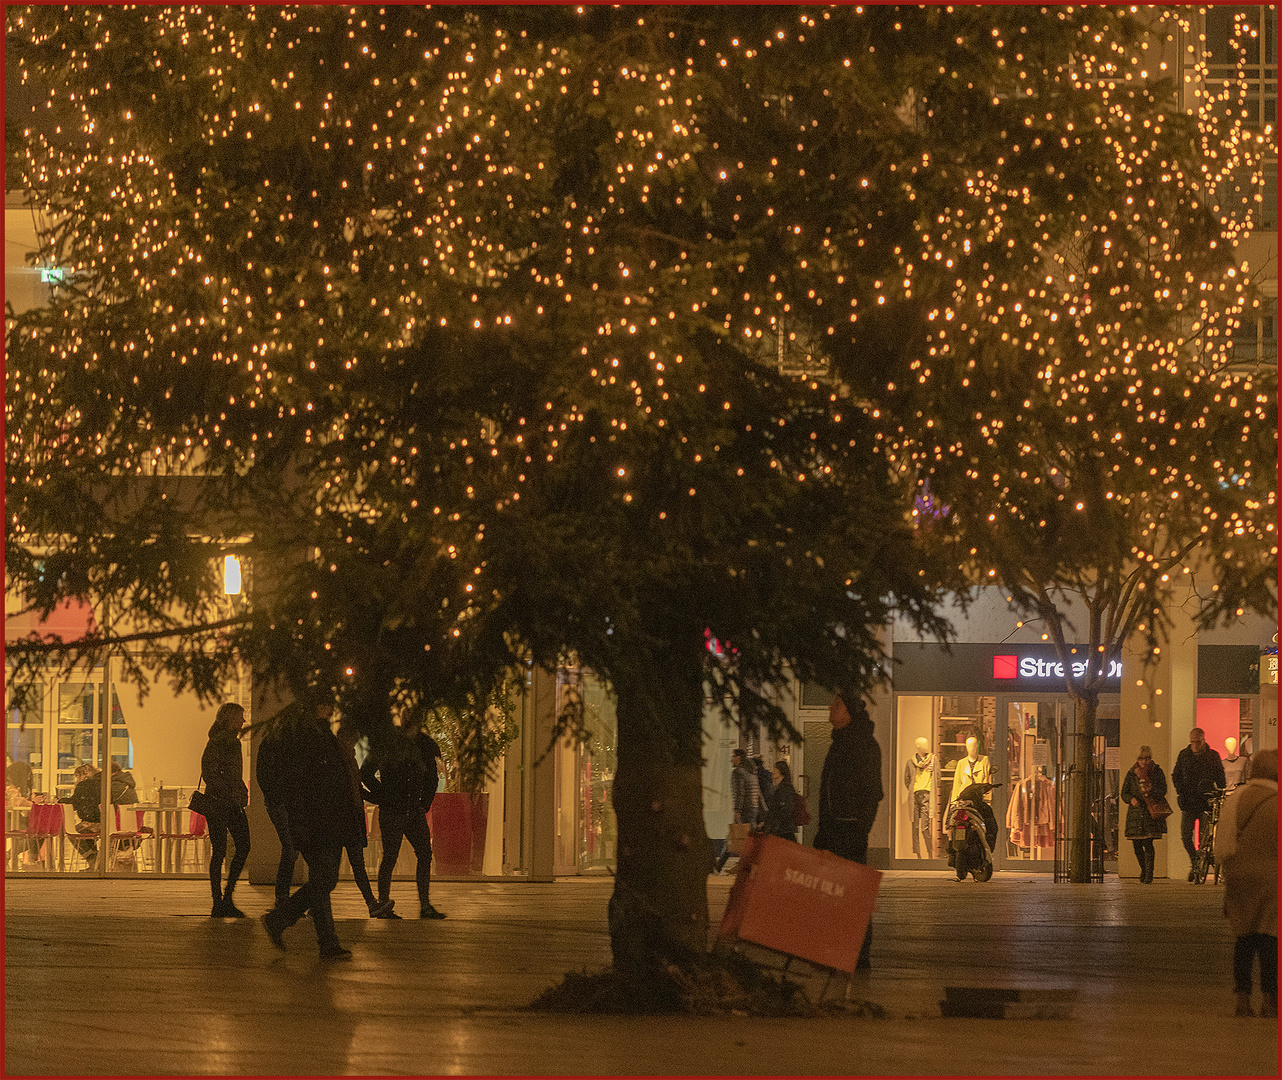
[259,701,357,958]
[1172,726,1227,881]
[813,693,884,970]
[361,724,446,919]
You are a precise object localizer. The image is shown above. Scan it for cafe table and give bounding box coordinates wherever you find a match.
[6,799,32,871]
[125,804,181,873]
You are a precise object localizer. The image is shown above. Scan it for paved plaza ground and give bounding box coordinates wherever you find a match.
[4,870,1277,1076]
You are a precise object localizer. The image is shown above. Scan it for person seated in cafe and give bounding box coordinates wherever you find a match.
[64,763,146,861]
[63,765,103,859]
[7,753,34,799]
[111,762,139,804]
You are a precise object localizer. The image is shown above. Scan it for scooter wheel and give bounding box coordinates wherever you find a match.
[955,851,968,880]
[973,861,994,882]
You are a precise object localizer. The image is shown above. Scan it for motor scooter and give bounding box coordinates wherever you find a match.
[944,781,1001,881]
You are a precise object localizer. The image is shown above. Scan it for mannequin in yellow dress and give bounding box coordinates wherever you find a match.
[950,736,993,804]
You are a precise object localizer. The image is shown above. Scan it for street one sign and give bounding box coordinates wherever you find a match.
[992,654,1123,681]
[892,642,1125,694]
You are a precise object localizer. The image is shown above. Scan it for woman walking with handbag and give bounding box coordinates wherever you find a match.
[760,759,799,840]
[1121,745,1169,883]
[201,702,251,917]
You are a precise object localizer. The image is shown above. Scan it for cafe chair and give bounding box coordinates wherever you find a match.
[111,806,151,873]
[61,803,98,871]
[157,809,209,874]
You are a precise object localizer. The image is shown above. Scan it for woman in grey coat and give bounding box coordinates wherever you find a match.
[1120,745,1167,884]
[1217,748,1277,1018]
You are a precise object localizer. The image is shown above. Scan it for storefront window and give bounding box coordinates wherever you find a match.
[894,694,996,861]
[578,678,617,871]
[551,670,618,874]
[1197,697,1255,774]
[1003,701,1062,861]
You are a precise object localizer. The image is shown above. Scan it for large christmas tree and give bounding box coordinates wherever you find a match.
[7,5,1273,969]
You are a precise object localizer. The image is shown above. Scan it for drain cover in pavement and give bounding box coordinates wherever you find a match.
[940,986,1078,1019]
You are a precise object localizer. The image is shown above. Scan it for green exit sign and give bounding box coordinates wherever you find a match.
[40,267,65,283]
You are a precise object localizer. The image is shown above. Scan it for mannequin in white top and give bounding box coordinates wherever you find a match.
[1223,737,1250,789]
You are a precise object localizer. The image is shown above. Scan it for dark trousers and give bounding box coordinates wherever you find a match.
[814,822,873,970]
[377,806,432,911]
[1233,933,1278,996]
[275,841,343,951]
[344,840,377,908]
[1131,838,1155,882]
[910,790,932,857]
[206,804,251,901]
[266,801,299,905]
[1180,809,1211,865]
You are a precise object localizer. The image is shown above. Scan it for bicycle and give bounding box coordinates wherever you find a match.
[1192,785,1236,885]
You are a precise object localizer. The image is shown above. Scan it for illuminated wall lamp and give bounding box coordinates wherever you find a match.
[223,554,243,596]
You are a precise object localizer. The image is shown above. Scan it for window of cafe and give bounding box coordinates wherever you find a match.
[5,662,238,876]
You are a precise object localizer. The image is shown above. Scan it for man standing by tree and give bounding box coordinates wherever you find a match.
[1172,727,1228,882]
[713,749,761,873]
[814,695,884,970]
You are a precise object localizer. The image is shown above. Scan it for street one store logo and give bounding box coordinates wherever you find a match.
[992,655,1123,681]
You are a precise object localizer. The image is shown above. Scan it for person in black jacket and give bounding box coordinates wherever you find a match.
[361,724,446,919]
[259,700,357,958]
[761,759,799,840]
[201,702,251,917]
[1172,727,1227,881]
[256,709,302,906]
[814,693,883,970]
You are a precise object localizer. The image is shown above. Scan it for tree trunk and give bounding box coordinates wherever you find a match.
[1067,692,1098,883]
[608,632,713,976]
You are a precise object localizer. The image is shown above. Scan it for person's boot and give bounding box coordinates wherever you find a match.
[373,898,401,919]
[1262,992,1277,1019]
[1142,850,1154,883]
[1235,992,1255,1017]
[261,909,287,951]
[222,886,246,918]
[211,890,227,917]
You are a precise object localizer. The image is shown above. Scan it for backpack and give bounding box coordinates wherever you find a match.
[793,788,812,827]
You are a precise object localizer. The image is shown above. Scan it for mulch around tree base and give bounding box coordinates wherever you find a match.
[528,952,887,1018]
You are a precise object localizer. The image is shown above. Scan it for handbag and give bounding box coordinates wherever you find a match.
[188,774,214,817]
[793,789,812,827]
[1143,793,1173,820]
[726,821,753,856]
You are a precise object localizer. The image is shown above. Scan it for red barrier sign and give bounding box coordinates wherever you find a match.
[717,833,882,974]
